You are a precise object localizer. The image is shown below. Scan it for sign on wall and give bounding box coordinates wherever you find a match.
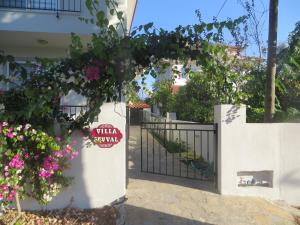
[91,124,123,148]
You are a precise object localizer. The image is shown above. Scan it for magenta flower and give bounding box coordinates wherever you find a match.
[70,151,79,160]
[6,195,13,201]
[65,145,72,155]
[7,132,15,139]
[4,171,9,177]
[10,190,17,197]
[44,156,59,172]
[85,65,100,81]
[24,153,29,159]
[1,184,9,192]
[38,168,52,178]
[9,154,24,169]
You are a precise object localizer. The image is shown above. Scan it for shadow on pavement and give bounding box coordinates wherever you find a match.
[124,204,214,225]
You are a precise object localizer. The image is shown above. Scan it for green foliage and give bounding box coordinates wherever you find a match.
[276,22,300,113]
[151,80,175,116]
[275,107,300,122]
[150,130,185,154]
[126,82,143,104]
[172,53,249,123]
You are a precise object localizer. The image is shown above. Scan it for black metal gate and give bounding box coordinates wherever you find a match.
[141,122,218,183]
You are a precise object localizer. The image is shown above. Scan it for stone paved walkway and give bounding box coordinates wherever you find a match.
[124,126,300,225]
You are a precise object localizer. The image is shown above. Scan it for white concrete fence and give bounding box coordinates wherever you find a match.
[22,104,300,210]
[214,105,300,206]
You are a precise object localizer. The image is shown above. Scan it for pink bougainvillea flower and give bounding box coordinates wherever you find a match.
[7,132,15,139]
[2,122,8,127]
[65,145,72,155]
[43,156,59,172]
[4,171,9,177]
[10,190,17,197]
[9,154,24,169]
[24,153,29,159]
[70,150,79,160]
[73,151,79,157]
[34,155,39,160]
[6,195,13,201]
[54,150,64,158]
[1,184,9,192]
[38,168,52,178]
[85,65,100,81]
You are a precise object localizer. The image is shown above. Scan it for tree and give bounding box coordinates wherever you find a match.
[238,0,267,59]
[126,82,143,104]
[275,22,300,120]
[264,0,279,122]
[150,80,175,116]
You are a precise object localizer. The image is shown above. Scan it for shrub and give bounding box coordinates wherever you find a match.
[0,122,78,208]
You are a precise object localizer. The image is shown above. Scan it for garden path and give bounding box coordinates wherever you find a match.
[124,126,300,225]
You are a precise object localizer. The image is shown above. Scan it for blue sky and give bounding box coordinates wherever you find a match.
[132,0,300,56]
[132,0,300,98]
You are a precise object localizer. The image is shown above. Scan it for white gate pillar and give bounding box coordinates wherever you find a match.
[214,104,246,194]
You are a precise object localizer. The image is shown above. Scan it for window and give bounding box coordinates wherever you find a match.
[0,0,80,12]
[0,0,27,8]
[28,0,57,10]
[0,60,36,90]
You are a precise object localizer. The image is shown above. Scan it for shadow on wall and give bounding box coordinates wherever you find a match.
[225,105,242,124]
[280,169,300,186]
[124,204,213,225]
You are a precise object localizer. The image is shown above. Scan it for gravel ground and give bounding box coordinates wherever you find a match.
[0,206,118,225]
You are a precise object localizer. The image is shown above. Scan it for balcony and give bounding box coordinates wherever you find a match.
[0,0,81,13]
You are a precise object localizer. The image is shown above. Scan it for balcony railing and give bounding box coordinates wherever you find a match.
[0,0,81,13]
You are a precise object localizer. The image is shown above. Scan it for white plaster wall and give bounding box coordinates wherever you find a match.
[22,102,127,210]
[279,124,300,206]
[215,104,300,205]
